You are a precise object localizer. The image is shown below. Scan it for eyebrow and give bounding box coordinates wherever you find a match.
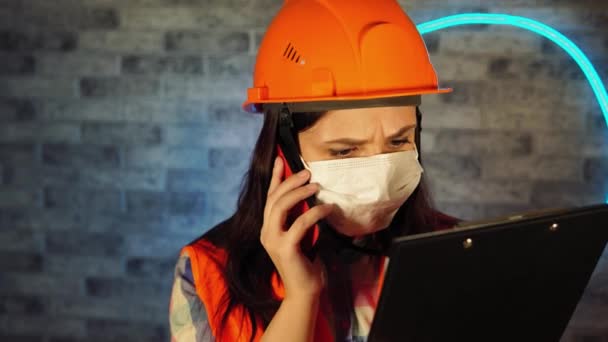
[323,124,416,145]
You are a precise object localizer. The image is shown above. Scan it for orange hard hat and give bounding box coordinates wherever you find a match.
[243,0,451,113]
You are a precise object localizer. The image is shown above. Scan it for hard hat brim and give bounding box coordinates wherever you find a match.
[242,87,453,113]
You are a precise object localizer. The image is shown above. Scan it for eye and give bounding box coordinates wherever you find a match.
[329,148,354,157]
[390,139,410,148]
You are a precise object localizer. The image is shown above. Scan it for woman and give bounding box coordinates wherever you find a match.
[169,1,460,341]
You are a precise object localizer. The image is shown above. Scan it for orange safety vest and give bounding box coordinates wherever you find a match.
[181,239,387,342]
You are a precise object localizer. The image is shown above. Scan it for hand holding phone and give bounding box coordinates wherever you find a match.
[259,155,334,298]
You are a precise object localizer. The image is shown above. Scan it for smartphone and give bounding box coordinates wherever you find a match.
[276,145,322,260]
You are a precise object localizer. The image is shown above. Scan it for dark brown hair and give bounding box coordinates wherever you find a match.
[200,107,451,341]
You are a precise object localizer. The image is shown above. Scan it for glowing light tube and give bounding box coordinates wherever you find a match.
[417,13,608,203]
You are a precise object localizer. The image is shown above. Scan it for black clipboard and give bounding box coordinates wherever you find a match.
[368,203,608,342]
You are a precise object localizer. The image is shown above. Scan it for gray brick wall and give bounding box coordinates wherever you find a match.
[0,0,606,340]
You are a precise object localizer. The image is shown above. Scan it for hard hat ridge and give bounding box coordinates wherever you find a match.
[243,0,451,113]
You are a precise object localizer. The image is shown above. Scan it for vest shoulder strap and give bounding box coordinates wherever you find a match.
[180,239,262,341]
[182,238,335,342]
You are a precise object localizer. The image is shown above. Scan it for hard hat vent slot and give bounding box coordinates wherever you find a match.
[282,42,303,64]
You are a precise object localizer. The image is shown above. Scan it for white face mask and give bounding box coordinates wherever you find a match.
[301,149,423,237]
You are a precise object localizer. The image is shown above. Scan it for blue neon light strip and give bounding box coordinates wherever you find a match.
[417,13,608,203]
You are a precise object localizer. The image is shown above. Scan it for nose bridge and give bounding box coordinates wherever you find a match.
[368,124,386,155]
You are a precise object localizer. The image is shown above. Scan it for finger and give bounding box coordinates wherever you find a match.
[285,204,334,245]
[266,183,320,234]
[264,157,285,220]
[266,169,311,214]
[267,157,283,196]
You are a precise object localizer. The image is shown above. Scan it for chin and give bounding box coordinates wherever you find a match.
[329,216,392,238]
